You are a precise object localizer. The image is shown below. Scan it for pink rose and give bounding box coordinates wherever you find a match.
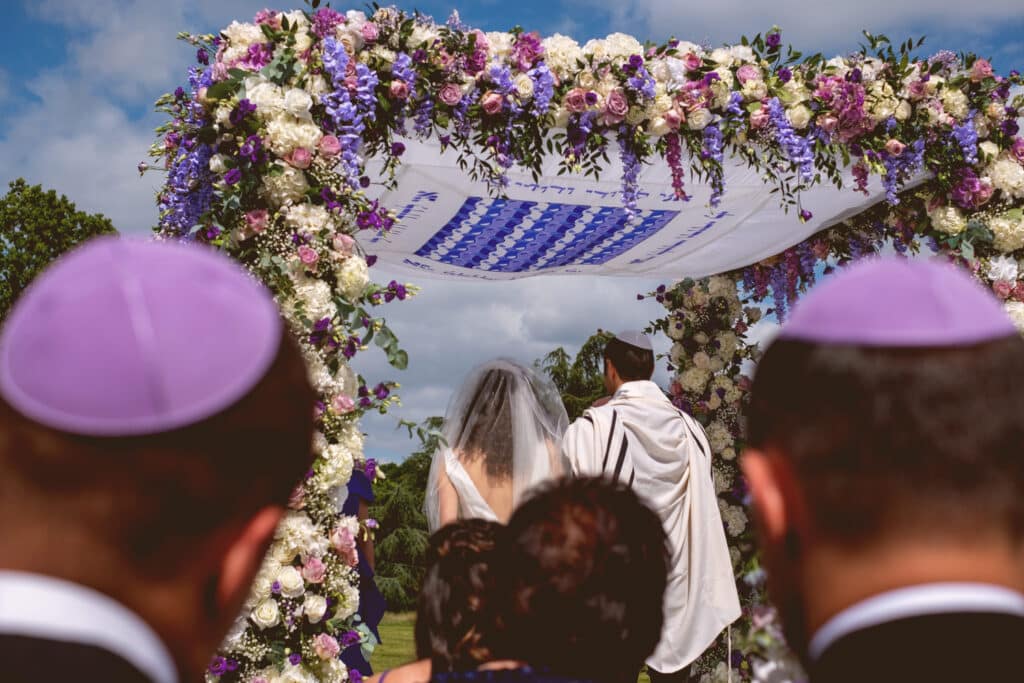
[994,280,1013,299]
[302,557,327,584]
[970,58,993,82]
[749,105,770,129]
[817,114,839,133]
[481,91,504,115]
[332,394,356,414]
[331,526,358,566]
[885,139,906,156]
[212,62,229,82]
[287,485,306,510]
[245,209,269,234]
[439,83,463,106]
[298,245,320,267]
[319,135,342,157]
[603,88,628,124]
[287,147,312,169]
[1011,137,1024,164]
[390,80,409,100]
[361,22,379,43]
[683,53,702,72]
[254,9,282,29]
[975,181,994,206]
[907,80,928,100]
[333,233,356,256]
[313,634,341,660]
[736,64,762,85]
[663,107,684,130]
[564,88,589,113]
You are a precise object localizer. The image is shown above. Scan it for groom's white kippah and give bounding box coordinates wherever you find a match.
[615,330,653,351]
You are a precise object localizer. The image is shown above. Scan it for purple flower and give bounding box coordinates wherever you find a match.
[766,32,781,49]
[350,670,364,683]
[208,657,228,676]
[1002,119,1020,137]
[950,116,978,164]
[799,209,813,222]
[312,7,346,38]
[778,67,792,83]
[271,581,281,594]
[230,98,257,126]
[702,124,726,206]
[391,142,406,157]
[618,127,642,217]
[585,91,598,106]
[174,86,185,100]
[341,630,362,647]
[627,54,644,70]
[374,383,390,400]
[359,176,371,188]
[223,168,242,185]
[288,653,302,666]
[197,48,209,65]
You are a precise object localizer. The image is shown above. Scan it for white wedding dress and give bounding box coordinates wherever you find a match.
[425,360,569,532]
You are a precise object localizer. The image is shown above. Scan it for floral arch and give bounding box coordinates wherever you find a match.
[150,5,1024,682]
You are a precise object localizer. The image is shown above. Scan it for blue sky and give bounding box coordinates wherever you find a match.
[1,1,1022,461]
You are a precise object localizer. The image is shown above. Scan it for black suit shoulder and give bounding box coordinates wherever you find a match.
[811,612,1024,683]
[0,633,154,683]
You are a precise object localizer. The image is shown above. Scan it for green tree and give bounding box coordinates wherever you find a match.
[370,416,444,611]
[535,329,613,420]
[0,179,117,319]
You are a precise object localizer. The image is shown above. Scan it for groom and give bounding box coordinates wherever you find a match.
[562,331,740,683]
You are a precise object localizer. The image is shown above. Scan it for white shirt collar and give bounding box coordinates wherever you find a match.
[613,380,665,400]
[0,571,178,683]
[809,582,1024,660]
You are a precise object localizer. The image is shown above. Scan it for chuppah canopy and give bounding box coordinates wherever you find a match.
[365,136,899,280]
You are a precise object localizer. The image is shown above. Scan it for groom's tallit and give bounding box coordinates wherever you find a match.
[562,380,741,673]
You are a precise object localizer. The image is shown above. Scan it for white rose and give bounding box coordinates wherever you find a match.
[336,255,370,300]
[411,24,441,49]
[576,71,597,90]
[276,566,306,599]
[215,105,233,129]
[245,77,285,118]
[304,593,329,623]
[514,73,535,101]
[649,116,671,137]
[778,78,809,106]
[687,108,713,130]
[659,57,689,92]
[894,100,912,121]
[741,79,768,101]
[289,277,335,323]
[222,21,265,63]
[251,599,281,630]
[710,48,734,68]
[786,104,812,130]
[279,664,317,683]
[980,141,1000,161]
[283,88,314,121]
[209,154,229,174]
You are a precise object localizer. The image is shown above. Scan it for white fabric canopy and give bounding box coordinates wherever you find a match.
[365,136,899,280]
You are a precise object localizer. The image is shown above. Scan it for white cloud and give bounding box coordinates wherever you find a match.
[573,0,1022,54]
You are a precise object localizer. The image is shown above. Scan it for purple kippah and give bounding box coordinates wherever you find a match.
[778,257,1017,347]
[0,237,283,436]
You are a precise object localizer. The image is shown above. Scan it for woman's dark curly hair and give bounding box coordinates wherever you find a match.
[502,477,669,683]
[414,519,507,672]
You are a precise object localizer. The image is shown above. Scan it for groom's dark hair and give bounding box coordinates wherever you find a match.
[604,337,655,381]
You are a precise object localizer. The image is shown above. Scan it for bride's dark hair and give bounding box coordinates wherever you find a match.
[456,367,514,480]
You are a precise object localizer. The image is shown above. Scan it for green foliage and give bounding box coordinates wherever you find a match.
[0,179,117,319]
[370,416,444,611]
[535,330,614,421]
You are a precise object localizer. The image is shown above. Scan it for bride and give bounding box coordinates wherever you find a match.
[425,360,569,531]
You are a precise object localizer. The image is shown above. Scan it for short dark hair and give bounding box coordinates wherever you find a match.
[0,330,315,576]
[502,477,668,683]
[604,337,654,382]
[415,519,506,672]
[747,336,1024,544]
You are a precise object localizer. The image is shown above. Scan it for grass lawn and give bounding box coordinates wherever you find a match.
[370,612,651,683]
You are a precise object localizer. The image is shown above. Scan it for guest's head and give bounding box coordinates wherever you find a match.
[0,237,315,679]
[415,519,507,673]
[503,477,668,683]
[743,257,1024,658]
[603,331,654,393]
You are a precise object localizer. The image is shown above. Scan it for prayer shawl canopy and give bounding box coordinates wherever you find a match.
[365,136,901,281]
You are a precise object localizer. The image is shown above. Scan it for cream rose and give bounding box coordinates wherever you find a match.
[514,73,535,100]
[304,594,329,623]
[276,566,306,599]
[251,599,280,630]
[283,88,314,121]
[786,105,812,130]
[687,108,712,130]
[336,255,370,301]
